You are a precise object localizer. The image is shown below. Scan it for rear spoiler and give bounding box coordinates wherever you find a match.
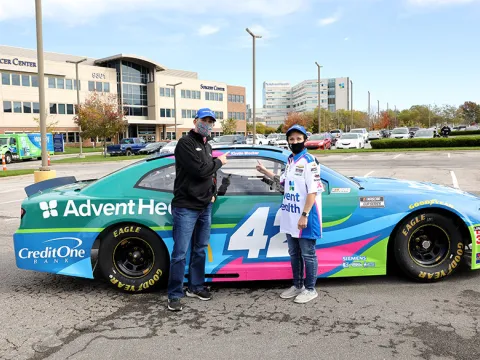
[24,176,77,197]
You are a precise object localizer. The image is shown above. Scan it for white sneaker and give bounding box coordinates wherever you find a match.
[294,289,318,304]
[280,286,305,299]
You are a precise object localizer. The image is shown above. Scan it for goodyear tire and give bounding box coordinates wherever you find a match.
[394,212,464,282]
[98,224,169,293]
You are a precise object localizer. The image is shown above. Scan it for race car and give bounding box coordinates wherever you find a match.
[13,145,480,292]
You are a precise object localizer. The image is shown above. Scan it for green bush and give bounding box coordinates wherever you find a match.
[370,136,480,149]
[450,130,480,136]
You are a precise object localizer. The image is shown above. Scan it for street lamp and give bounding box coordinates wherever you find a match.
[315,62,322,133]
[66,58,87,158]
[246,28,262,145]
[167,82,182,140]
[35,0,48,171]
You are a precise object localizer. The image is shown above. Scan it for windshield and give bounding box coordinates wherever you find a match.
[218,135,235,142]
[120,139,134,144]
[308,135,325,140]
[341,134,359,139]
[0,138,7,145]
[330,130,341,134]
[165,141,177,147]
[145,143,159,148]
[277,135,286,140]
[415,130,432,137]
[350,130,364,133]
[267,134,278,138]
[392,128,408,134]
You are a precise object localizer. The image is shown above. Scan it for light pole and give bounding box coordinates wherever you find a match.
[377,100,380,125]
[350,80,353,129]
[35,0,48,171]
[368,91,371,129]
[167,82,182,140]
[66,58,87,157]
[315,62,322,133]
[246,28,262,144]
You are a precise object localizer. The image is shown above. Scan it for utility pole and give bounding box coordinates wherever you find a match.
[66,58,87,157]
[315,62,322,133]
[246,28,262,144]
[377,99,380,126]
[350,80,353,128]
[368,91,371,129]
[167,82,182,140]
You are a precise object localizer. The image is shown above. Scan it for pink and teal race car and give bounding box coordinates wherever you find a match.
[13,145,480,292]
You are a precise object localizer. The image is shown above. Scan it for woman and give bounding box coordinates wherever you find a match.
[256,125,323,304]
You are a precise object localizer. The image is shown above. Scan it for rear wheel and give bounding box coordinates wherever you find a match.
[394,212,464,282]
[98,224,169,292]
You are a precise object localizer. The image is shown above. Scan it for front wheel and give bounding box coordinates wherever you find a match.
[393,212,464,282]
[125,149,133,156]
[98,224,169,292]
[5,152,12,164]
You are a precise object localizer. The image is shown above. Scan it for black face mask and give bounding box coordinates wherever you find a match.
[289,142,305,154]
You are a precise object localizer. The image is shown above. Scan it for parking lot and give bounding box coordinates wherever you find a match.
[1,150,479,360]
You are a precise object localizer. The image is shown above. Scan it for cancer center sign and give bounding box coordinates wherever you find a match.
[0,57,37,68]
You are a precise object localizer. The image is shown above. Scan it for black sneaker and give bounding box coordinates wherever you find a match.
[186,289,212,301]
[167,298,183,311]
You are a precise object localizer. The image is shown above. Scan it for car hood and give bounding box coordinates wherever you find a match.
[352,176,479,198]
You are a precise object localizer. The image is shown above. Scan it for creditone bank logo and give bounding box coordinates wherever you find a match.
[339,83,345,89]
[38,199,172,218]
[18,237,86,265]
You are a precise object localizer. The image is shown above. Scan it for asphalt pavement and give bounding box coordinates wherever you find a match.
[1,151,480,360]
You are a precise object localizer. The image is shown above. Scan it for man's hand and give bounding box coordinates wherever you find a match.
[211,196,216,203]
[218,152,228,165]
[256,160,267,175]
[297,215,308,230]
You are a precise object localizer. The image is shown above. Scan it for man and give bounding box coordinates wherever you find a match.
[440,123,451,137]
[167,108,228,311]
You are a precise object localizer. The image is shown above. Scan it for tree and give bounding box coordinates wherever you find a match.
[282,112,310,133]
[220,118,237,135]
[74,92,127,157]
[33,113,59,133]
[264,126,277,135]
[459,101,480,125]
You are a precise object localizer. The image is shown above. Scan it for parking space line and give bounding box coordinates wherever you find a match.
[364,170,375,178]
[448,153,451,158]
[0,199,23,205]
[450,171,459,189]
[393,154,403,159]
[342,155,358,160]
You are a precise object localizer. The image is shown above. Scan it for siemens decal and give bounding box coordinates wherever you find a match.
[0,58,37,67]
[200,84,225,91]
[18,237,85,264]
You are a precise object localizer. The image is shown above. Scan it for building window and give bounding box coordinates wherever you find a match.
[124,107,148,116]
[88,81,95,91]
[23,102,32,113]
[123,83,147,106]
[13,101,22,113]
[104,82,110,92]
[95,81,102,92]
[57,78,64,89]
[1,73,10,85]
[48,77,56,89]
[33,102,40,114]
[68,132,76,143]
[50,103,57,114]
[205,91,223,101]
[31,75,38,87]
[66,79,73,90]
[160,108,175,118]
[67,104,74,115]
[11,74,20,86]
[21,75,30,87]
[58,103,66,115]
[3,101,12,113]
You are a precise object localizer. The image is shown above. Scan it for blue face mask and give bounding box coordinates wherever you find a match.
[196,121,213,137]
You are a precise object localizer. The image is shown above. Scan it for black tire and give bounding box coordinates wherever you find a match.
[98,224,169,293]
[125,149,132,156]
[394,212,464,282]
[5,152,12,164]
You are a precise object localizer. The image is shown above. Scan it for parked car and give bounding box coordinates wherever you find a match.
[350,128,369,143]
[305,133,332,150]
[138,142,169,155]
[270,134,289,149]
[212,135,246,146]
[408,127,420,137]
[14,145,480,293]
[413,129,437,139]
[336,133,365,149]
[368,130,382,141]
[330,129,343,140]
[107,137,147,156]
[159,141,177,154]
[390,127,411,139]
[267,133,282,145]
[246,134,267,145]
[379,129,391,138]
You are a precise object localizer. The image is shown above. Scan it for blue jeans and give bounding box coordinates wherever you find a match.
[286,234,318,291]
[167,203,212,300]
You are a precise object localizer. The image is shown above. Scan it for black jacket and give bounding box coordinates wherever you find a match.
[172,130,223,210]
